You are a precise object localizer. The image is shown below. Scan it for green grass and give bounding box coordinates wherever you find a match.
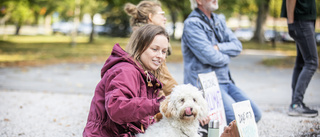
[0,35,130,67]
[242,41,296,51]
[241,41,297,68]
[242,41,319,69]
[0,35,319,68]
[0,35,183,67]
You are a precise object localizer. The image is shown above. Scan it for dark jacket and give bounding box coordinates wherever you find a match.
[280,0,316,20]
[83,44,163,137]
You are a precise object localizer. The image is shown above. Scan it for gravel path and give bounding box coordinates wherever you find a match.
[0,91,90,137]
[0,50,319,137]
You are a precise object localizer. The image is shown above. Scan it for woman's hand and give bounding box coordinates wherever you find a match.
[220,120,239,137]
[199,116,211,126]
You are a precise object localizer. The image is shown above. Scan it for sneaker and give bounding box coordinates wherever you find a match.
[288,103,318,118]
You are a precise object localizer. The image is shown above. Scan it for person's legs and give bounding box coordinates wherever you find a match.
[292,20,319,105]
[291,45,303,105]
[220,83,236,124]
[220,83,262,124]
[227,83,262,123]
[288,20,319,117]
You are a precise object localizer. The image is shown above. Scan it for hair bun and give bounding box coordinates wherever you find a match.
[124,3,138,18]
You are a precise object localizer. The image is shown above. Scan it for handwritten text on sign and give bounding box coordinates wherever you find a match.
[198,71,227,136]
[232,100,259,137]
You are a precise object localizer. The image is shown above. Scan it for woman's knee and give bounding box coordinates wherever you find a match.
[254,111,262,123]
[252,106,262,123]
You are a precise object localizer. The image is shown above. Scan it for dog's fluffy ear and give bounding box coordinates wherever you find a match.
[198,92,209,119]
[160,96,173,118]
[200,102,209,119]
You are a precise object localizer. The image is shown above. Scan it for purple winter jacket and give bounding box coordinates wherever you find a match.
[83,44,164,137]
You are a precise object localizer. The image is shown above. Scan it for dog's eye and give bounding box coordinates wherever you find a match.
[180,98,184,103]
[193,98,196,102]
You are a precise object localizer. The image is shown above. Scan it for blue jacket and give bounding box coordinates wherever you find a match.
[181,9,242,88]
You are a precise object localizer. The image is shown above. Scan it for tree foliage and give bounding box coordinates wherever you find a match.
[252,0,270,43]
[2,0,33,25]
[100,0,140,37]
[219,0,257,20]
[316,0,320,18]
[269,0,282,18]
[80,0,107,42]
[2,0,320,39]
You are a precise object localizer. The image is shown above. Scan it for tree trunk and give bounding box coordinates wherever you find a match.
[15,24,21,35]
[252,0,270,44]
[1,13,11,39]
[44,15,52,35]
[34,12,39,25]
[89,15,94,43]
[165,3,178,40]
[169,10,177,40]
[238,14,241,28]
[71,0,81,47]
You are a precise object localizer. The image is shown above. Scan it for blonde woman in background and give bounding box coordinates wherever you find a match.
[124,0,178,97]
[124,1,166,30]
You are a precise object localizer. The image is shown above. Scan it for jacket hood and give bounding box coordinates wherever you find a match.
[101,44,145,78]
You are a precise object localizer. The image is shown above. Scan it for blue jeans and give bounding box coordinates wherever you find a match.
[288,20,319,105]
[219,83,262,124]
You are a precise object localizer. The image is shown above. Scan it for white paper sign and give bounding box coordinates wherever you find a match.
[232,100,259,137]
[198,71,227,136]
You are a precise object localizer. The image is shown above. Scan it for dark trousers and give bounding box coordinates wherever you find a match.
[289,20,319,105]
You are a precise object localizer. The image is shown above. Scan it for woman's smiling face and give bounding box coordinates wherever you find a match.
[140,34,168,71]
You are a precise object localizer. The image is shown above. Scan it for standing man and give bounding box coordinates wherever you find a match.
[181,0,262,124]
[281,0,318,117]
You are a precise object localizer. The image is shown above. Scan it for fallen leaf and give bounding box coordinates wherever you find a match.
[310,128,314,132]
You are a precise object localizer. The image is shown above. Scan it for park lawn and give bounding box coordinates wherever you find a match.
[0,35,128,67]
[246,41,320,69]
[0,35,184,67]
[242,41,297,68]
[0,35,316,68]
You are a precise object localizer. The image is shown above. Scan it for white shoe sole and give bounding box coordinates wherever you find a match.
[288,111,318,118]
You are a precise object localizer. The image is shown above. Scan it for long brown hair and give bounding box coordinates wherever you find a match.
[126,24,169,78]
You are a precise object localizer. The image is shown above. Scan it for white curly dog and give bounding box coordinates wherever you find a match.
[137,84,208,137]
